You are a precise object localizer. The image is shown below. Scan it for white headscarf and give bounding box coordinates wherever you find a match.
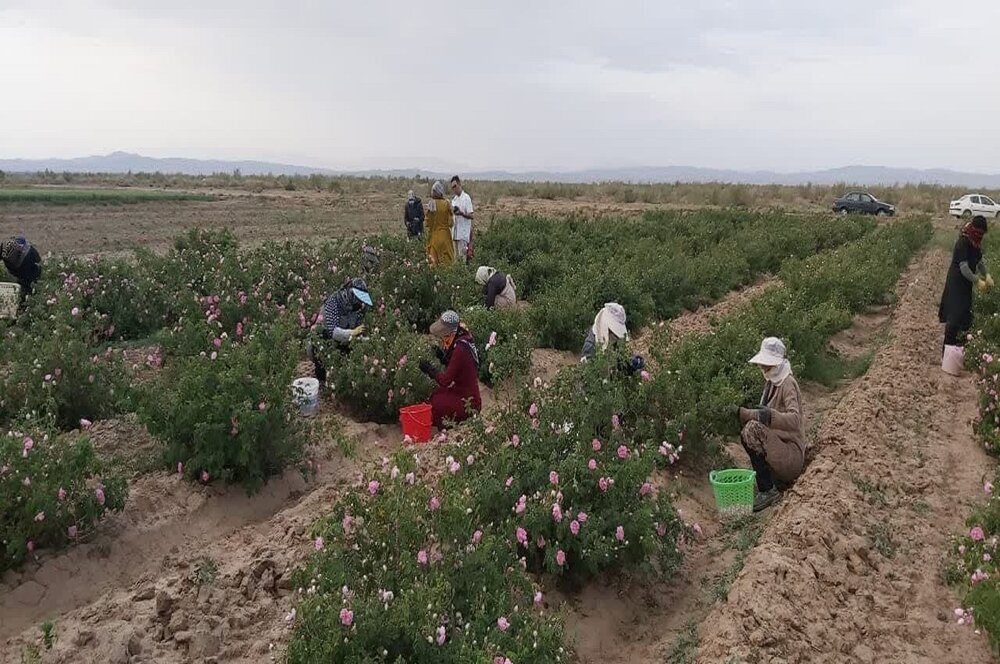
[592,303,628,349]
[475,266,496,285]
[407,190,416,201]
[431,181,445,199]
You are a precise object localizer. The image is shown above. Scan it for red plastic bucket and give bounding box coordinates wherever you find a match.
[399,403,433,443]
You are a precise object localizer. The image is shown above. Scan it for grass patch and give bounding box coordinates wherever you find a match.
[707,516,764,602]
[665,620,699,664]
[851,474,889,508]
[0,188,214,205]
[807,348,878,387]
[193,558,219,586]
[867,523,897,559]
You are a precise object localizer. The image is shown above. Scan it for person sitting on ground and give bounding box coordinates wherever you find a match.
[475,266,518,309]
[582,302,629,360]
[737,337,805,512]
[1,236,42,295]
[939,215,992,349]
[425,181,455,267]
[404,190,424,237]
[311,278,373,383]
[419,310,482,429]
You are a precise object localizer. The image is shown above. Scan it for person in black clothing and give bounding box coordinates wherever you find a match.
[1,236,42,295]
[404,190,424,237]
[311,278,373,383]
[939,216,993,348]
[474,266,517,309]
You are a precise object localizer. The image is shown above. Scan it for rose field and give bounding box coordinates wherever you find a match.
[2,202,999,663]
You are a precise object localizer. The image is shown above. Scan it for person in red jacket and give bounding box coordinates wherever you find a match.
[420,310,482,429]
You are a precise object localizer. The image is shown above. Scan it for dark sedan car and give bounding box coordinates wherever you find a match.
[831,192,895,216]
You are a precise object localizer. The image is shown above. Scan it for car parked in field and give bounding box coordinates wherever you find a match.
[949,194,1000,219]
[831,192,895,216]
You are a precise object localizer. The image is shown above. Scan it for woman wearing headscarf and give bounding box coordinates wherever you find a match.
[475,266,517,309]
[737,337,806,512]
[419,310,482,429]
[425,181,455,266]
[311,277,373,383]
[939,215,993,348]
[1,236,42,295]
[581,303,629,359]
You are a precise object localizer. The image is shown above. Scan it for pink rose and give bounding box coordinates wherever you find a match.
[497,616,510,631]
[258,401,268,411]
[656,522,667,537]
[57,487,66,501]
[314,537,325,551]
[598,477,609,492]
[577,511,588,522]
[34,511,45,522]
[537,536,546,549]
[405,472,415,484]
[79,418,93,430]
[511,434,521,448]
[339,608,354,626]
[429,496,441,511]
[436,625,447,645]
[549,471,559,485]
[617,445,630,460]
[588,459,597,471]
[551,503,563,523]
[529,403,539,417]
[67,525,78,539]
[570,520,580,535]
[71,306,80,317]
[640,370,651,381]
[368,480,380,495]
[213,337,222,348]
[531,418,540,430]
[27,540,35,553]
[95,487,106,506]
[612,414,621,430]
[472,529,483,544]
[201,470,210,483]
[592,438,602,451]
[556,549,566,566]
[615,525,625,542]
[397,354,408,367]
[449,461,461,474]
[505,476,514,488]
[640,482,653,496]
[516,527,528,545]
[534,591,544,607]
[417,549,428,566]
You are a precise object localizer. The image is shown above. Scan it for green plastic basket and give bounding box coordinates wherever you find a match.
[709,468,756,519]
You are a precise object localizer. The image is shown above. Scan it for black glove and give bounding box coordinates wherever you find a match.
[756,408,772,427]
[434,347,446,364]
[419,360,437,378]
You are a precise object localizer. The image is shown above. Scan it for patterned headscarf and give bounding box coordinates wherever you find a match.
[0,239,14,261]
[431,181,445,199]
[963,217,988,249]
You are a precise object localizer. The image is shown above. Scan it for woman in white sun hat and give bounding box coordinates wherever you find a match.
[738,337,806,512]
[581,303,629,360]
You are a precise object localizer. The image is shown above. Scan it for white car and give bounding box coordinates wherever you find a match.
[950,194,1000,219]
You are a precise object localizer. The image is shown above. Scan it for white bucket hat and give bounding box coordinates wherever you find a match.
[749,337,786,367]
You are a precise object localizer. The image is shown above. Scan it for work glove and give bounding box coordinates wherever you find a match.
[350,325,366,339]
[756,408,772,427]
[419,360,438,378]
[738,407,753,426]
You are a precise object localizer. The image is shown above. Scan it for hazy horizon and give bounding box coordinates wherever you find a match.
[3,1,998,174]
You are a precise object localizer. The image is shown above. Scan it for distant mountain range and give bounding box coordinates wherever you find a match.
[2,152,1000,188]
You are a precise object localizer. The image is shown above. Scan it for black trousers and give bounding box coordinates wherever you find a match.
[944,320,971,346]
[741,440,775,493]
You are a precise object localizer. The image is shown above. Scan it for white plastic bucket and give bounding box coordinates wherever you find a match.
[291,377,320,416]
[942,344,965,376]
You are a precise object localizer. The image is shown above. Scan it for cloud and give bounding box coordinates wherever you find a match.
[1,0,999,172]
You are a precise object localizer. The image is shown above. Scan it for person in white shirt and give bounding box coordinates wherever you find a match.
[450,176,474,264]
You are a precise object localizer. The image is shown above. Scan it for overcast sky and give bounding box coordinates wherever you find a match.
[2,0,997,173]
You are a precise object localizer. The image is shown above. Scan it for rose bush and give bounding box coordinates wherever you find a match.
[0,423,127,572]
[461,306,535,386]
[137,321,305,493]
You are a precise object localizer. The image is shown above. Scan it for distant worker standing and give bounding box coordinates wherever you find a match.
[1,236,42,295]
[450,176,474,264]
[475,266,517,309]
[404,190,424,237]
[939,215,993,348]
[425,181,456,267]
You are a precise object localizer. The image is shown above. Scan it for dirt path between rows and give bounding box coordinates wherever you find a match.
[694,247,996,663]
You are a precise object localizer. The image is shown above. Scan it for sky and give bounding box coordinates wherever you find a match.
[1,0,998,173]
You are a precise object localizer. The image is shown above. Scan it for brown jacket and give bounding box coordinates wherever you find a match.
[742,375,806,484]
